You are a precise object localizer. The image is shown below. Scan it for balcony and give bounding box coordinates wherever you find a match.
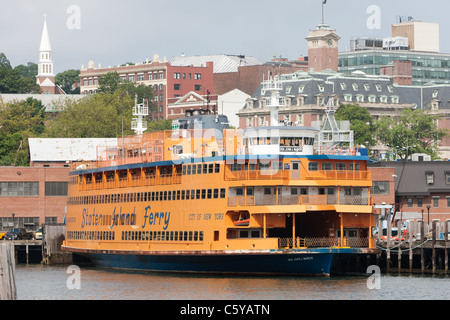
[228,194,372,207]
[278,237,374,249]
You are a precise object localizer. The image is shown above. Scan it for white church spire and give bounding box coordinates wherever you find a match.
[38,15,54,77]
[39,16,52,52]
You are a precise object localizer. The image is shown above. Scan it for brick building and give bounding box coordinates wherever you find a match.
[79,55,214,121]
[0,138,117,233]
[369,160,450,222]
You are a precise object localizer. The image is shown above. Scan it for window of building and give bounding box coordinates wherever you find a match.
[194,73,201,80]
[417,198,423,207]
[371,181,389,195]
[174,72,181,79]
[45,182,68,196]
[195,84,201,91]
[174,84,181,90]
[0,182,39,197]
[433,197,439,208]
[446,173,450,185]
[407,198,413,207]
[426,173,434,185]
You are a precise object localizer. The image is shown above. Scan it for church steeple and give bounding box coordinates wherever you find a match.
[36,16,57,94]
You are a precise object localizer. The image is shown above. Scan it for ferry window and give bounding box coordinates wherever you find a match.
[183,166,187,175]
[186,190,190,199]
[166,232,170,241]
[300,188,308,195]
[213,188,219,198]
[203,164,208,174]
[187,165,191,175]
[196,164,201,174]
[207,189,212,199]
[191,189,195,200]
[246,187,254,196]
[214,231,219,241]
[215,164,220,173]
[196,189,201,199]
[201,189,206,199]
[308,162,319,171]
[177,190,181,200]
[291,187,298,195]
[336,163,346,170]
[236,188,244,196]
[251,230,260,238]
[328,188,335,195]
[318,188,325,195]
[170,231,174,241]
[322,163,332,171]
[199,231,204,241]
[168,191,172,201]
[160,191,164,201]
[191,165,196,175]
[230,163,241,171]
[181,190,185,200]
[174,231,178,241]
[151,192,155,201]
[184,231,188,241]
[209,164,213,173]
[264,188,272,195]
[194,231,198,241]
[220,188,226,198]
[164,191,167,201]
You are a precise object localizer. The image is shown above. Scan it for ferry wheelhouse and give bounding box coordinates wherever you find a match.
[63,80,377,276]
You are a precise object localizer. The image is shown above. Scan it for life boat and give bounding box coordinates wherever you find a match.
[234,219,250,227]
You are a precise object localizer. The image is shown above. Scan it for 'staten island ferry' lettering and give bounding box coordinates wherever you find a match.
[63,79,378,276]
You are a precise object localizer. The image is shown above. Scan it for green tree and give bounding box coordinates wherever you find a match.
[0,98,46,165]
[335,103,376,148]
[44,92,136,138]
[376,108,448,159]
[14,62,38,80]
[56,69,80,94]
[0,53,40,94]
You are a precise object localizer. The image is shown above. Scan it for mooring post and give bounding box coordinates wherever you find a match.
[397,220,402,273]
[421,220,425,273]
[387,220,391,273]
[445,220,449,273]
[0,243,17,300]
[432,220,437,274]
[409,222,413,272]
[26,241,29,265]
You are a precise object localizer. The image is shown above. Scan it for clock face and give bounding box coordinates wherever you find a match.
[327,39,333,46]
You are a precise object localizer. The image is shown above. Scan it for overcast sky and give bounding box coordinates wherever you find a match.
[2,0,449,74]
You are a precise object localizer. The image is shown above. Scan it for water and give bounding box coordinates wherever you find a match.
[15,264,450,300]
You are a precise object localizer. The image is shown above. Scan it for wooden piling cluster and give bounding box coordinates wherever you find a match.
[0,243,16,300]
[379,220,450,274]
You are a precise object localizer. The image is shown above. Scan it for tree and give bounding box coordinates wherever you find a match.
[0,98,46,165]
[0,53,40,94]
[44,92,136,138]
[376,108,448,159]
[335,103,376,148]
[14,62,38,80]
[56,69,80,94]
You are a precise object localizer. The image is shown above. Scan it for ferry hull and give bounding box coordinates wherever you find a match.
[77,250,333,276]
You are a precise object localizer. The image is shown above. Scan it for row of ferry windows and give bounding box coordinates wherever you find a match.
[183,163,220,175]
[68,188,227,205]
[66,231,115,241]
[122,230,204,242]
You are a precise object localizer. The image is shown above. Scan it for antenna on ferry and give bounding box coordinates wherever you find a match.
[319,98,354,148]
[263,75,285,127]
[131,99,149,135]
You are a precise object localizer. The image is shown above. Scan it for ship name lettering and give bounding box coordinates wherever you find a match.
[214,213,224,220]
[109,207,136,229]
[142,206,170,230]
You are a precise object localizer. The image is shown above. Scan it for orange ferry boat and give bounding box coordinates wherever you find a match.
[63,82,377,276]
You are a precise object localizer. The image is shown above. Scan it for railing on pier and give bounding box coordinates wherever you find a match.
[279,237,372,249]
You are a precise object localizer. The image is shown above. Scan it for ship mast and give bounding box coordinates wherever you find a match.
[131,98,149,135]
[263,76,285,126]
[318,98,354,148]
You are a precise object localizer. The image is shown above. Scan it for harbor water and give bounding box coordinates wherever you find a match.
[15,264,450,300]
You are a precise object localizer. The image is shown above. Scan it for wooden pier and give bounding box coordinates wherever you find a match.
[377,220,450,274]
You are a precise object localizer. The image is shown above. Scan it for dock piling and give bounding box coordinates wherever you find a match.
[0,243,16,300]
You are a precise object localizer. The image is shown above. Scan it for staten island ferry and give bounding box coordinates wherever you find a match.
[62,80,378,276]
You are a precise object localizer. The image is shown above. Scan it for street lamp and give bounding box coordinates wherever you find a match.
[426,205,431,224]
[421,209,424,222]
